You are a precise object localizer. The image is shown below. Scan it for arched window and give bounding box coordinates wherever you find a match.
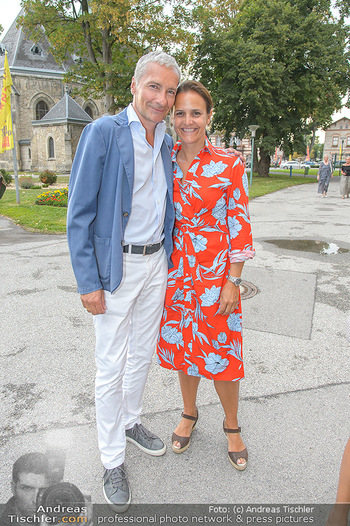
[84,105,93,119]
[48,137,54,159]
[36,101,49,120]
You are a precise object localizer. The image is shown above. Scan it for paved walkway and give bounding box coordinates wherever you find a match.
[0,177,349,508]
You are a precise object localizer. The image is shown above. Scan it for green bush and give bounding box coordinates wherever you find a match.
[39,170,57,185]
[0,169,12,186]
[19,176,34,189]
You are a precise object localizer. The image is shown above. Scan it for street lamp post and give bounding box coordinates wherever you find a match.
[339,136,345,176]
[248,125,259,186]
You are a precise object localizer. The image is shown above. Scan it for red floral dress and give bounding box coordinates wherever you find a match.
[157,140,255,381]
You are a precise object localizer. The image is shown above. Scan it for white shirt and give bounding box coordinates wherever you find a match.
[124,104,167,245]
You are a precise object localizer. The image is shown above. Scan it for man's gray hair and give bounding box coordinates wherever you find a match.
[134,51,181,85]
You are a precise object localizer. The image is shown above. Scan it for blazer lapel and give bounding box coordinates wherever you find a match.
[161,140,174,201]
[114,110,134,191]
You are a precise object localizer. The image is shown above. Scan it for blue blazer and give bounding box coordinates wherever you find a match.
[67,108,175,294]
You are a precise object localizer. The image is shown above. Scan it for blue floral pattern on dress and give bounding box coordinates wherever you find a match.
[189,232,208,252]
[174,202,183,221]
[233,188,241,201]
[242,172,249,196]
[201,160,228,178]
[217,332,227,344]
[203,353,230,374]
[227,216,242,238]
[187,255,196,267]
[227,313,242,332]
[187,363,201,376]
[226,341,243,361]
[161,324,184,346]
[228,197,236,210]
[200,285,221,307]
[212,197,227,224]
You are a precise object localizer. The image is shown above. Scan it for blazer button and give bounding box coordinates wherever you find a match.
[123,212,129,217]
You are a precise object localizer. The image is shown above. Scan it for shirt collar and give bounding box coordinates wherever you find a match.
[127,103,141,125]
[127,103,166,135]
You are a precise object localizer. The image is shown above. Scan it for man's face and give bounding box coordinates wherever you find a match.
[12,472,49,517]
[131,62,179,130]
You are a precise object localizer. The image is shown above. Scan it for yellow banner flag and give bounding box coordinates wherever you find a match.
[0,52,14,153]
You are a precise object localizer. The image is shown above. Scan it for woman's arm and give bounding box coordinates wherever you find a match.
[219,262,244,315]
[219,157,254,315]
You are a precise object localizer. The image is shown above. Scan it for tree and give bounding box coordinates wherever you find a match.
[19,0,194,113]
[193,0,350,176]
[312,139,324,161]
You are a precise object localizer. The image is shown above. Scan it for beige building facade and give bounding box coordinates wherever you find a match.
[323,117,350,165]
[209,132,253,161]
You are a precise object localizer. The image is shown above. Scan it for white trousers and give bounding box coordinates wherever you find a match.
[93,248,167,469]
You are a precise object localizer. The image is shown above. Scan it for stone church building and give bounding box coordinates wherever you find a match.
[0,10,105,173]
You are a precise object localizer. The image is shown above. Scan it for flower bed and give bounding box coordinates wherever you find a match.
[35,188,68,207]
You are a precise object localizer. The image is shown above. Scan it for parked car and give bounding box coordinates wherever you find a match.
[280,160,303,169]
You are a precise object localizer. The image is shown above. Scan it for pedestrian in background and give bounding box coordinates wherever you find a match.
[317,155,333,198]
[340,156,350,199]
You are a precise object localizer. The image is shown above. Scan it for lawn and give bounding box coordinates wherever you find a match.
[0,176,69,233]
[249,173,316,198]
[272,167,318,177]
[0,173,317,234]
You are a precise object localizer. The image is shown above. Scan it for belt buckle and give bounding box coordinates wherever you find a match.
[144,243,156,255]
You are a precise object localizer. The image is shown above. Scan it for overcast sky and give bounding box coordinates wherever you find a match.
[1,0,349,138]
[0,0,22,37]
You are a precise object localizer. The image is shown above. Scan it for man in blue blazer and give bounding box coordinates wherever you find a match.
[67,51,180,510]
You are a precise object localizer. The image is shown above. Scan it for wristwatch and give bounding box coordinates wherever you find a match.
[226,274,242,286]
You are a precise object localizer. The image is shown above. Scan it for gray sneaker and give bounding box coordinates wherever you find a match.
[126,423,166,456]
[103,463,131,512]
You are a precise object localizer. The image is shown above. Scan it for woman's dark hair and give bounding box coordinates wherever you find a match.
[176,80,213,114]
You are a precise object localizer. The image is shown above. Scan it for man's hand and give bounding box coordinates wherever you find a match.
[81,289,106,315]
[225,147,246,166]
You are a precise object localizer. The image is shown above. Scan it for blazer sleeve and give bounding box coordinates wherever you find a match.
[67,121,106,294]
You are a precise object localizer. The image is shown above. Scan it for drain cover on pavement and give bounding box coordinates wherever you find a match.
[240,280,258,300]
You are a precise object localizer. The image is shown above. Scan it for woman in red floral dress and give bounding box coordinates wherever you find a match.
[157,81,255,470]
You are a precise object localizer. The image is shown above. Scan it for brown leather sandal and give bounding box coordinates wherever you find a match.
[223,420,248,471]
[172,410,198,454]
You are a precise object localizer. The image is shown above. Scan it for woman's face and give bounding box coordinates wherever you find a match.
[173,90,212,150]
[346,156,350,164]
